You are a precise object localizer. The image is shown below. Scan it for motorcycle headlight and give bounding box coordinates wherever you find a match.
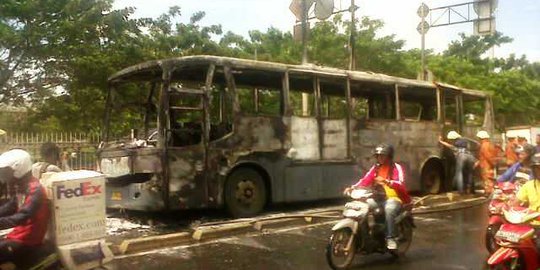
[345,201,368,211]
[343,204,369,218]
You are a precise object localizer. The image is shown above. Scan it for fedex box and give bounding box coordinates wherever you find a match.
[43,170,106,246]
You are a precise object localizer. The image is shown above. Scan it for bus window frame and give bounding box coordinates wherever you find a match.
[208,67,234,143]
[162,65,211,150]
[229,68,285,117]
[318,77,349,120]
[396,84,440,122]
[315,76,351,160]
[286,71,318,118]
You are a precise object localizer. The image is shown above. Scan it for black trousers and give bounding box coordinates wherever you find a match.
[0,239,27,263]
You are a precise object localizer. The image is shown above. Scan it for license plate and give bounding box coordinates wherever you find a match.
[495,229,521,243]
[111,191,122,201]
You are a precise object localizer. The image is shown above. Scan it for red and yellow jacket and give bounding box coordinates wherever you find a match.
[352,163,412,204]
[0,177,50,246]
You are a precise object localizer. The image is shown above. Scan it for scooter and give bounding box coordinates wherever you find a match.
[485,182,517,254]
[325,187,414,270]
[486,206,540,270]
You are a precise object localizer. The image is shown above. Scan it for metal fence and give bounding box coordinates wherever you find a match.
[0,132,101,171]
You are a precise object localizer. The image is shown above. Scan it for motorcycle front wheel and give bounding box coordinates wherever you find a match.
[486,256,523,270]
[485,224,501,254]
[326,228,356,270]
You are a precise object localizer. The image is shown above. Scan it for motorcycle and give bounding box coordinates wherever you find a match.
[325,188,414,270]
[486,206,540,270]
[0,241,59,270]
[485,182,517,254]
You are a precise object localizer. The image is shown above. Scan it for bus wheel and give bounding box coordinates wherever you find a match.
[225,168,267,218]
[421,161,443,194]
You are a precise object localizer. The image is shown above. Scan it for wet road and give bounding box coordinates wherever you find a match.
[112,203,490,270]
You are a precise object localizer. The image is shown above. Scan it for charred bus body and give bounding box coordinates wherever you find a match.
[98,56,495,217]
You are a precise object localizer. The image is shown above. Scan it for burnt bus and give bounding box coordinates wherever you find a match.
[98,56,495,217]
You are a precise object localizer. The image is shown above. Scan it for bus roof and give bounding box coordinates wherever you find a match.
[435,82,490,99]
[108,55,490,98]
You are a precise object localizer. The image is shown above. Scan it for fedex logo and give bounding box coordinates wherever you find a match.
[56,182,102,199]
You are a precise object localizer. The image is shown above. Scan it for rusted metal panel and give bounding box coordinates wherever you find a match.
[287,116,320,160]
[350,119,442,191]
[99,148,163,177]
[233,116,286,151]
[107,174,165,211]
[320,163,358,198]
[132,152,162,174]
[100,156,130,178]
[284,165,322,201]
[167,147,207,209]
[321,119,348,160]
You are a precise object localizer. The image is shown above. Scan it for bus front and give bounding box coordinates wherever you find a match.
[98,62,167,211]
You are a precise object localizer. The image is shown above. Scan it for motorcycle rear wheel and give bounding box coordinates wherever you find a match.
[326,228,356,270]
[392,220,413,257]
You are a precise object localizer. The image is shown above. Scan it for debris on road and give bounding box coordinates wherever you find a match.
[107,218,151,236]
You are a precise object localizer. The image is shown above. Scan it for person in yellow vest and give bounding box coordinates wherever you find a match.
[516,153,540,212]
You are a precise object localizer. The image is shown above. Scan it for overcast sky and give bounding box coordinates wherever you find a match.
[113,0,540,61]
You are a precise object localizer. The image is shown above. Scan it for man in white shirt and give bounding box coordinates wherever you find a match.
[31,142,62,179]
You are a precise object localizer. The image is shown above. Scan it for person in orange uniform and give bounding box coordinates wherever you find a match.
[517,136,528,146]
[505,133,519,167]
[477,130,499,196]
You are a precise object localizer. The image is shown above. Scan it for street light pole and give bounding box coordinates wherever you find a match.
[417,3,429,81]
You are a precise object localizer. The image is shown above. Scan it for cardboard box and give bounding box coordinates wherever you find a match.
[42,170,106,246]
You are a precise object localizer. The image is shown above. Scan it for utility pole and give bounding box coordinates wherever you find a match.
[301,0,309,64]
[349,0,356,70]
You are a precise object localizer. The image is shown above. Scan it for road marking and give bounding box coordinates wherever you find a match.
[414,216,443,223]
[115,220,338,259]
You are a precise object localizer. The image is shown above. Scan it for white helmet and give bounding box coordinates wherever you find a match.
[476,130,490,139]
[446,130,461,140]
[506,131,516,139]
[0,149,33,179]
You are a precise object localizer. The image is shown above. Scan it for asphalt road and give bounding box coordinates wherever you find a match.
[111,203,490,270]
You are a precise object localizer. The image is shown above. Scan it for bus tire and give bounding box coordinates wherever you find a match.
[421,160,443,194]
[225,168,267,218]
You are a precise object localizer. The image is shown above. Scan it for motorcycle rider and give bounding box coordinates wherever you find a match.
[516,152,540,212]
[515,152,540,251]
[345,144,411,250]
[497,144,535,183]
[0,149,50,264]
